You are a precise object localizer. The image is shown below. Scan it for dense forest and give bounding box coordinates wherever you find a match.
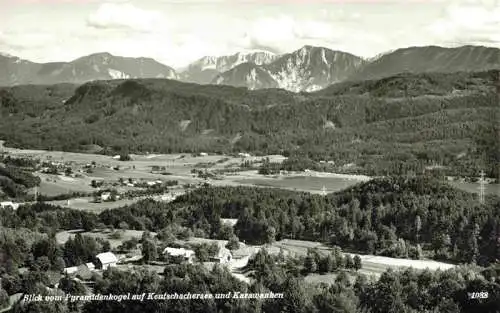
[0,70,498,178]
[0,156,41,199]
[1,177,499,312]
[2,177,499,267]
[96,177,500,266]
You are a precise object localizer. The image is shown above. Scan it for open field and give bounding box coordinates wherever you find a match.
[449,181,500,196]
[0,139,368,196]
[235,175,366,194]
[3,140,497,200]
[34,173,95,196]
[48,196,156,213]
[176,237,455,281]
[270,239,455,276]
[55,229,156,249]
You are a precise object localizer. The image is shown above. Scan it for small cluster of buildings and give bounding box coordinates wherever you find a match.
[99,192,120,202]
[162,246,233,264]
[146,180,163,187]
[62,252,119,280]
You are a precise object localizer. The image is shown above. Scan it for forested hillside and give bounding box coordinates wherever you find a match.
[1,177,499,313]
[348,45,500,82]
[0,70,498,177]
[1,177,499,266]
[108,177,498,266]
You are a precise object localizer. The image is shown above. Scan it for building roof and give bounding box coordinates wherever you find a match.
[63,266,78,274]
[76,264,93,280]
[215,247,232,259]
[0,201,19,210]
[163,247,195,258]
[220,218,238,227]
[95,252,118,264]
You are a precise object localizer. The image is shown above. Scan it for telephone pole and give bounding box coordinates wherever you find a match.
[321,185,327,196]
[479,170,486,204]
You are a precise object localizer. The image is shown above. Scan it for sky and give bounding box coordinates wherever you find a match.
[1,0,499,69]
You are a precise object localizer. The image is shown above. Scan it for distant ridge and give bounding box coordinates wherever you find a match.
[347,45,500,82]
[0,52,177,86]
[212,45,366,92]
[1,44,499,92]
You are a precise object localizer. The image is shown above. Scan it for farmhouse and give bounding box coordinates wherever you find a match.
[95,252,118,270]
[220,218,238,228]
[100,192,111,201]
[163,247,195,263]
[160,194,175,201]
[85,262,95,271]
[0,201,19,210]
[210,247,232,264]
[63,266,78,275]
[75,264,93,280]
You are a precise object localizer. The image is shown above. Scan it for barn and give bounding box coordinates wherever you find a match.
[95,252,118,270]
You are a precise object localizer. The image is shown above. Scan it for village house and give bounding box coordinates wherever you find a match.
[74,264,93,280]
[0,201,19,210]
[95,252,118,270]
[160,194,175,201]
[63,266,78,275]
[100,192,111,201]
[220,218,238,228]
[210,247,232,264]
[85,262,95,271]
[163,247,195,264]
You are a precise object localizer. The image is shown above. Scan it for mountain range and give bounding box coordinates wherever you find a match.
[0,52,177,86]
[1,45,499,91]
[179,50,279,84]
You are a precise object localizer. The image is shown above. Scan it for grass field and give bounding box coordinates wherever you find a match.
[269,239,455,277]
[234,175,365,194]
[55,229,156,249]
[449,181,500,196]
[175,237,455,280]
[47,197,146,213]
[4,140,496,198]
[33,173,95,196]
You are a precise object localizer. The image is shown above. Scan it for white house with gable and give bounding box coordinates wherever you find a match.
[211,247,232,264]
[163,247,195,263]
[63,266,78,275]
[0,201,20,210]
[95,252,118,270]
